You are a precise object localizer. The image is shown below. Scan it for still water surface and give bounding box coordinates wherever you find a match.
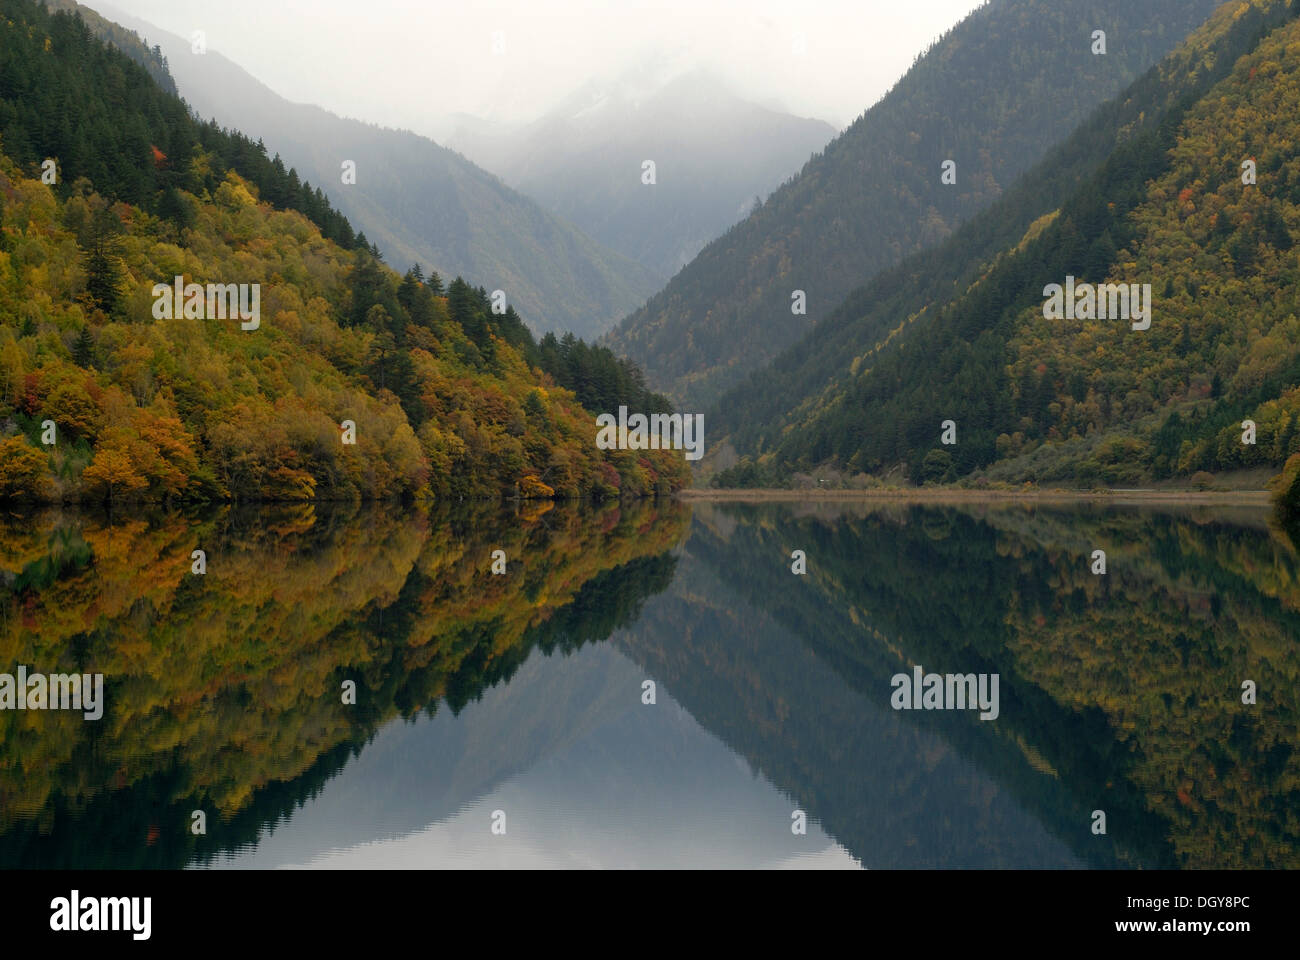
[2,499,1295,868]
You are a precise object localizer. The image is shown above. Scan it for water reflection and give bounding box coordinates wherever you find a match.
[676,501,1299,869]
[1,498,1295,868]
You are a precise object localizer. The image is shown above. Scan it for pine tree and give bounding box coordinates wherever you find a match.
[72,325,95,368]
[346,252,389,327]
[447,277,482,340]
[397,267,423,313]
[82,207,124,316]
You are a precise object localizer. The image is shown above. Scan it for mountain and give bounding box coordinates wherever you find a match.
[603,0,1225,408]
[81,1,660,341]
[711,0,1300,489]
[444,69,836,281]
[0,0,689,502]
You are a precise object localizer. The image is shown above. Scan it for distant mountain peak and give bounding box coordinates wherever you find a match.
[442,63,835,281]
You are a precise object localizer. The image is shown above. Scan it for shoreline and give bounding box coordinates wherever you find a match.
[678,487,1274,506]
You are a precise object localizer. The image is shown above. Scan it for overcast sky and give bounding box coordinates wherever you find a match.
[92,0,988,133]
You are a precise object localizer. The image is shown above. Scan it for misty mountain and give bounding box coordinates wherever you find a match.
[711,0,1300,489]
[603,0,1225,408]
[444,70,836,280]
[84,1,660,340]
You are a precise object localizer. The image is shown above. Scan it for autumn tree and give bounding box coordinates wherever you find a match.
[80,443,148,501]
[0,435,52,499]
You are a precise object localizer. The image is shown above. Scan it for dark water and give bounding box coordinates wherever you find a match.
[1,498,1296,869]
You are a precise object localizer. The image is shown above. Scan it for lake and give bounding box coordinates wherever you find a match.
[2,498,1296,868]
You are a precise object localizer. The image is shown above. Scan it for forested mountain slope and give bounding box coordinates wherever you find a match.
[605,0,1223,407]
[0,0,688,502]
[41,0,174,93]
[85,1,660,341]
[713,0,1300,489]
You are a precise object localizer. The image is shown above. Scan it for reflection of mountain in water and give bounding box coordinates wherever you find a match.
[212,640,855,869]
[668,502,1300,869]
[615,547,1084,868]
[3,499,1296,869]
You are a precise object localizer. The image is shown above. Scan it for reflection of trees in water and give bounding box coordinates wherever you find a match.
[0,500,686,868]
[4,500,1294,870]
[682,503,1300,869]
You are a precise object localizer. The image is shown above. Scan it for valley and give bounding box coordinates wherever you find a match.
[2,0,1298,897]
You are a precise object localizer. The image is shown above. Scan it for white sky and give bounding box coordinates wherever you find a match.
[94,0,988,132]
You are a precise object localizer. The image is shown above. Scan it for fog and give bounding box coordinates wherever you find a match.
[91,0,987,133]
